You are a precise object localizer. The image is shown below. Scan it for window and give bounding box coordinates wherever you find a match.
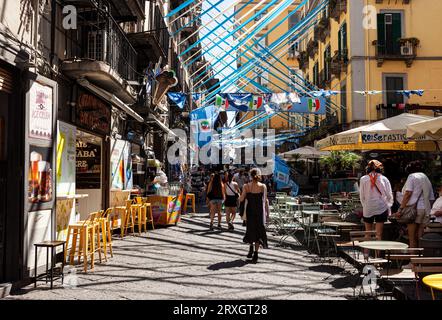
[288,41,299,59]
[377,13,402,55]
[383,75,405,118]
[255,10,268,29]
[324,45,331,82]
[340,81,347,124]
[255,36,268,86]
[338,22,348,58]
[313,62,319,86]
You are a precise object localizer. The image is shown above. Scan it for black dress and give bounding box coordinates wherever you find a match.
[243,192,268,248]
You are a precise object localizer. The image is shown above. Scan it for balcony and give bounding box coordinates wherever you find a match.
[372,37,419,67]
[330,49,348,77]
[314,16,330,43]
[297,51,309,71]
[62,5,138,104]
[329,0,347,22]
[127,2,169,66]
[319,69,331,88]
[306,39,319,59]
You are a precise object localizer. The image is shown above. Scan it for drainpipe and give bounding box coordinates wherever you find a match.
[50,0,57,77]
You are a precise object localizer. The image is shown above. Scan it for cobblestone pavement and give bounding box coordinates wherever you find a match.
[4,212,356,300]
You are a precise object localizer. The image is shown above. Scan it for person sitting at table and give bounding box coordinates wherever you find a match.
[359,160,393,240]
[431,184,442,224]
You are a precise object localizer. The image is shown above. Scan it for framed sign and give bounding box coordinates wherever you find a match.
[28,145,54,211]
[75,91,111,135]
[29,82,53,141]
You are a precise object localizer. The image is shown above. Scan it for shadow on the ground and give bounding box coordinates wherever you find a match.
[308,265,346,275]
[207,259,248,271]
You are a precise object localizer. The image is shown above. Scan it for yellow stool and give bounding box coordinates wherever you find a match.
[64,212,102,272]
[131,203,144,235]
[140,203,155,231]
[122,199,135,236]
[99,208,114,260]
[183,193,196,214]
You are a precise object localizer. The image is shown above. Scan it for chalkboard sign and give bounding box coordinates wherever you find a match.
[76,138,101,189]
[75,91,111,136]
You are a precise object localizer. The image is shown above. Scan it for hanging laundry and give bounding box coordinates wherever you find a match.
[355,90,382,96]
[398,90,425,98]
[270,93,289,105]
[287,92,301,104]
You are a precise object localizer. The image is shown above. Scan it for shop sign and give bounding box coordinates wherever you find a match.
[75,92,111,135]
[110,139,133,190]
[56,121,76,196]
[29,82,53,141]
[361,131,407,144]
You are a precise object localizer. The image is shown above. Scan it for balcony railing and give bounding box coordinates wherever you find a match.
[372,38,419,67]
[297,51,309,71]
[330,49,348,77]
[314,16,330,43]
[67,6,138,82]
[306,39,319,59]
[329,0,347,22]
[319,68,331,88]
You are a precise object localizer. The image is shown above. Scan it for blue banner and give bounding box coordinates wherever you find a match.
[190,105,220,148]
[273,155,299,196]
[167,92,186,109]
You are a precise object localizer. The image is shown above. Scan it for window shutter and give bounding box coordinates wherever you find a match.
[338,29,342,54]
[392,13,402,54]
[377,14,385,55]
[0,67,12,94]
[342,23,348,51]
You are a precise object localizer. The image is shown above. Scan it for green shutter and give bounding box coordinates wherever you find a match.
[338,29,342,54]
[342,22,347,51]
[392,13,402,54]
[377,14,385,55]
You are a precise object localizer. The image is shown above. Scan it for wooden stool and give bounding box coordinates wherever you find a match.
[122,199,135,236]
[183,193,196,214]
[145,203,155,230]
[99,208,114,260]
[131,203,144,235]
[64,212,102,272]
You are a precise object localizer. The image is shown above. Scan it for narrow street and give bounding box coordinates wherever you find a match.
[5,212,354,300]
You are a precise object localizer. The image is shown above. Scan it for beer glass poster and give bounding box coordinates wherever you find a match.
[28,145,53,209]
[29,82,53,141]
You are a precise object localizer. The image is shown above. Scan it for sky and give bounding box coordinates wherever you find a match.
[201,0,238,93]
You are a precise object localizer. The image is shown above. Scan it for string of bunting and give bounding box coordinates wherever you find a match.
[168,89,426,111]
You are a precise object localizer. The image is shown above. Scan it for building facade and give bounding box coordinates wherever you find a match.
[0,0,198,290]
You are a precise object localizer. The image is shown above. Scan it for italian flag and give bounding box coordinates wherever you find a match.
[249,95,263,110]
[198,119,211,132]
[308,98,321,112]
[215,95,229,110]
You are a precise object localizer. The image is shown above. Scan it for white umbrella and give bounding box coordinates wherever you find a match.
[407,116,442,140]
[280,146,330,159]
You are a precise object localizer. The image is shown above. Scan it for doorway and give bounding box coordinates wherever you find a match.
[76,130,103,219]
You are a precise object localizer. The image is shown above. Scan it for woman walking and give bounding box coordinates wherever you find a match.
[224,172,240,231]
[206,173,225,231]
[239,168,269,263]
[359,160,393,240]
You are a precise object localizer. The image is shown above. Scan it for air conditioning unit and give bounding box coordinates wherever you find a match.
[401,45,414,56]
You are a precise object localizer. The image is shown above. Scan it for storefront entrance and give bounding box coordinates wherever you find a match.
[76,130,104,219]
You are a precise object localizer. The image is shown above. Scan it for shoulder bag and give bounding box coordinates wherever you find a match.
[397,190,423,224]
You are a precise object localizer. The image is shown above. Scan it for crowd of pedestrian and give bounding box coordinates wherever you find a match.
[359,159,440,248]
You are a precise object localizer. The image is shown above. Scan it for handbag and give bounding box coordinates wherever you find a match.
[226,182,239,201]
[397,190,423,224]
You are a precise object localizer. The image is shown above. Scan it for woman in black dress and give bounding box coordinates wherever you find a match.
[239,168,269,263]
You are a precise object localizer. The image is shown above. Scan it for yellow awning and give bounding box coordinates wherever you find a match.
[320,139,441,152]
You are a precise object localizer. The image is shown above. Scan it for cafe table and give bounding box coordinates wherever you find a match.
[358,241,408,251]
[423,274,442,300]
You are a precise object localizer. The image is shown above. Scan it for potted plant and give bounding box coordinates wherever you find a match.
[319,151,362,178]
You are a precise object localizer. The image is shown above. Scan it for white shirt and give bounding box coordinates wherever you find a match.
[359,173,393,218]
[225,181,239,196]
[431,197,442,223]
[396,191,404,205]
[403,172,434,212]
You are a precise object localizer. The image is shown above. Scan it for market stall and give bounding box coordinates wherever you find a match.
[147,189,184,226]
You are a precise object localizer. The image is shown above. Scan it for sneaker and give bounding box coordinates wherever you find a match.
[209,223,214,231]
[228,223,234,231]
[216,224,222,230]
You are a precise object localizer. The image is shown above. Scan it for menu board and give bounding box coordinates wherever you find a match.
[110,138,133,190]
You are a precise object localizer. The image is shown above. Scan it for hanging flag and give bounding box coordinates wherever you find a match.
[287,92,301,104]
[190,105,220,148]
[215,94,229,111]
[224,93,252,112]
[198,119,212,132]
[355,90,382,96]
[249,95,264,110]
[167,92,187,109]
[308,98,321,112]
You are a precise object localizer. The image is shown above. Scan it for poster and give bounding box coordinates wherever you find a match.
[29,82,53,141]
[28,145,53,211]
[56,121,76,196]
[110,138,133,190]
